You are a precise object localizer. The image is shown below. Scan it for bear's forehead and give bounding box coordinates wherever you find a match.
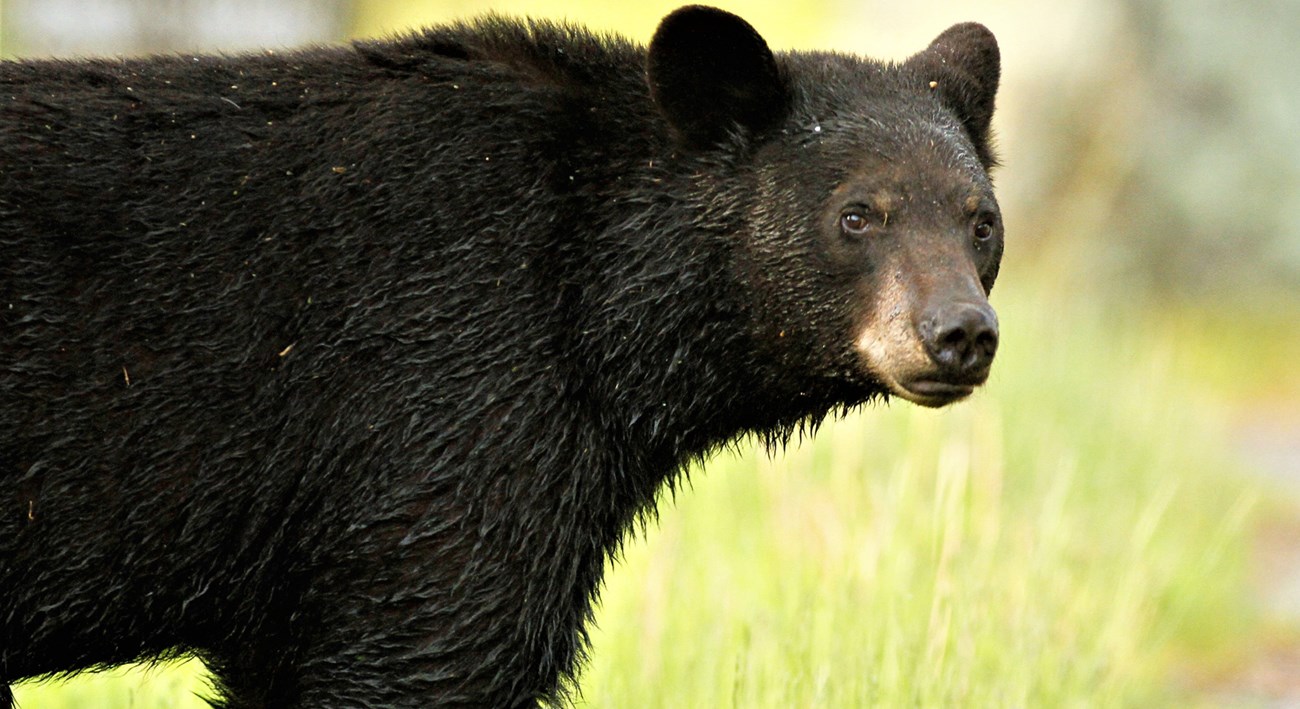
[783,75,979,168]
[820,103,975,161]
[781,109,987,192]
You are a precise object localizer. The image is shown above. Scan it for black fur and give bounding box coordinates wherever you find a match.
[0,8,1002,707]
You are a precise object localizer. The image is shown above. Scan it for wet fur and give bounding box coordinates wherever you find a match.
[0,9,999,707]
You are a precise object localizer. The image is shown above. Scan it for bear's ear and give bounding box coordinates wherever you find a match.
[908,23,1001,167]
[647,6,787,149]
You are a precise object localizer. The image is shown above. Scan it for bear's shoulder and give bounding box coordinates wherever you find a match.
[352,16,646,90]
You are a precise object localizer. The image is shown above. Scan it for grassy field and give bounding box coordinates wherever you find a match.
[575,290,1258,707]
[10,282,1261,707]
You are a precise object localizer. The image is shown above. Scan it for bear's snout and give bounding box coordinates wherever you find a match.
[854,281,999,408]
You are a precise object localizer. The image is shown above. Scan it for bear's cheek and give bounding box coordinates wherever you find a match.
[850,276,933,396]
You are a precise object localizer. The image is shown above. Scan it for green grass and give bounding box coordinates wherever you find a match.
[12,659,212,709]
[575,290,1258,706]
[11,287,1260,707]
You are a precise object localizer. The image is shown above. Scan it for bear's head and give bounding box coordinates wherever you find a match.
[649,6,1003,408]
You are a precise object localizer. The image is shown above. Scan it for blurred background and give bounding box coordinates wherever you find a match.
[3,1,1299,706]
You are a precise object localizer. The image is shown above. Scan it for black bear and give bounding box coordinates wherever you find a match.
[0,6,1002,707]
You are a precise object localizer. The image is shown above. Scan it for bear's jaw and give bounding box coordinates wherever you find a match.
[853,338,979,407]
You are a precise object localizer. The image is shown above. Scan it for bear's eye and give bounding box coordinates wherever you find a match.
[839,210,872,237]
[973,217,997,242]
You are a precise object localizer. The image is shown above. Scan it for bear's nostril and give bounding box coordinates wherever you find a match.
[941,326,970,349]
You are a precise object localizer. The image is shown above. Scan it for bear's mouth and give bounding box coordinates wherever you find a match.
[893,377,977,408]
[855,346,984,408]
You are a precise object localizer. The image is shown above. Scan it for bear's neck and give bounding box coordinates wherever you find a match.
[562,192,851,484]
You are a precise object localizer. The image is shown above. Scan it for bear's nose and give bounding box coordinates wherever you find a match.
[918,301,999,379]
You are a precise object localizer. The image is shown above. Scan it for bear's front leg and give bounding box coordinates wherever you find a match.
[226,495,607,708]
